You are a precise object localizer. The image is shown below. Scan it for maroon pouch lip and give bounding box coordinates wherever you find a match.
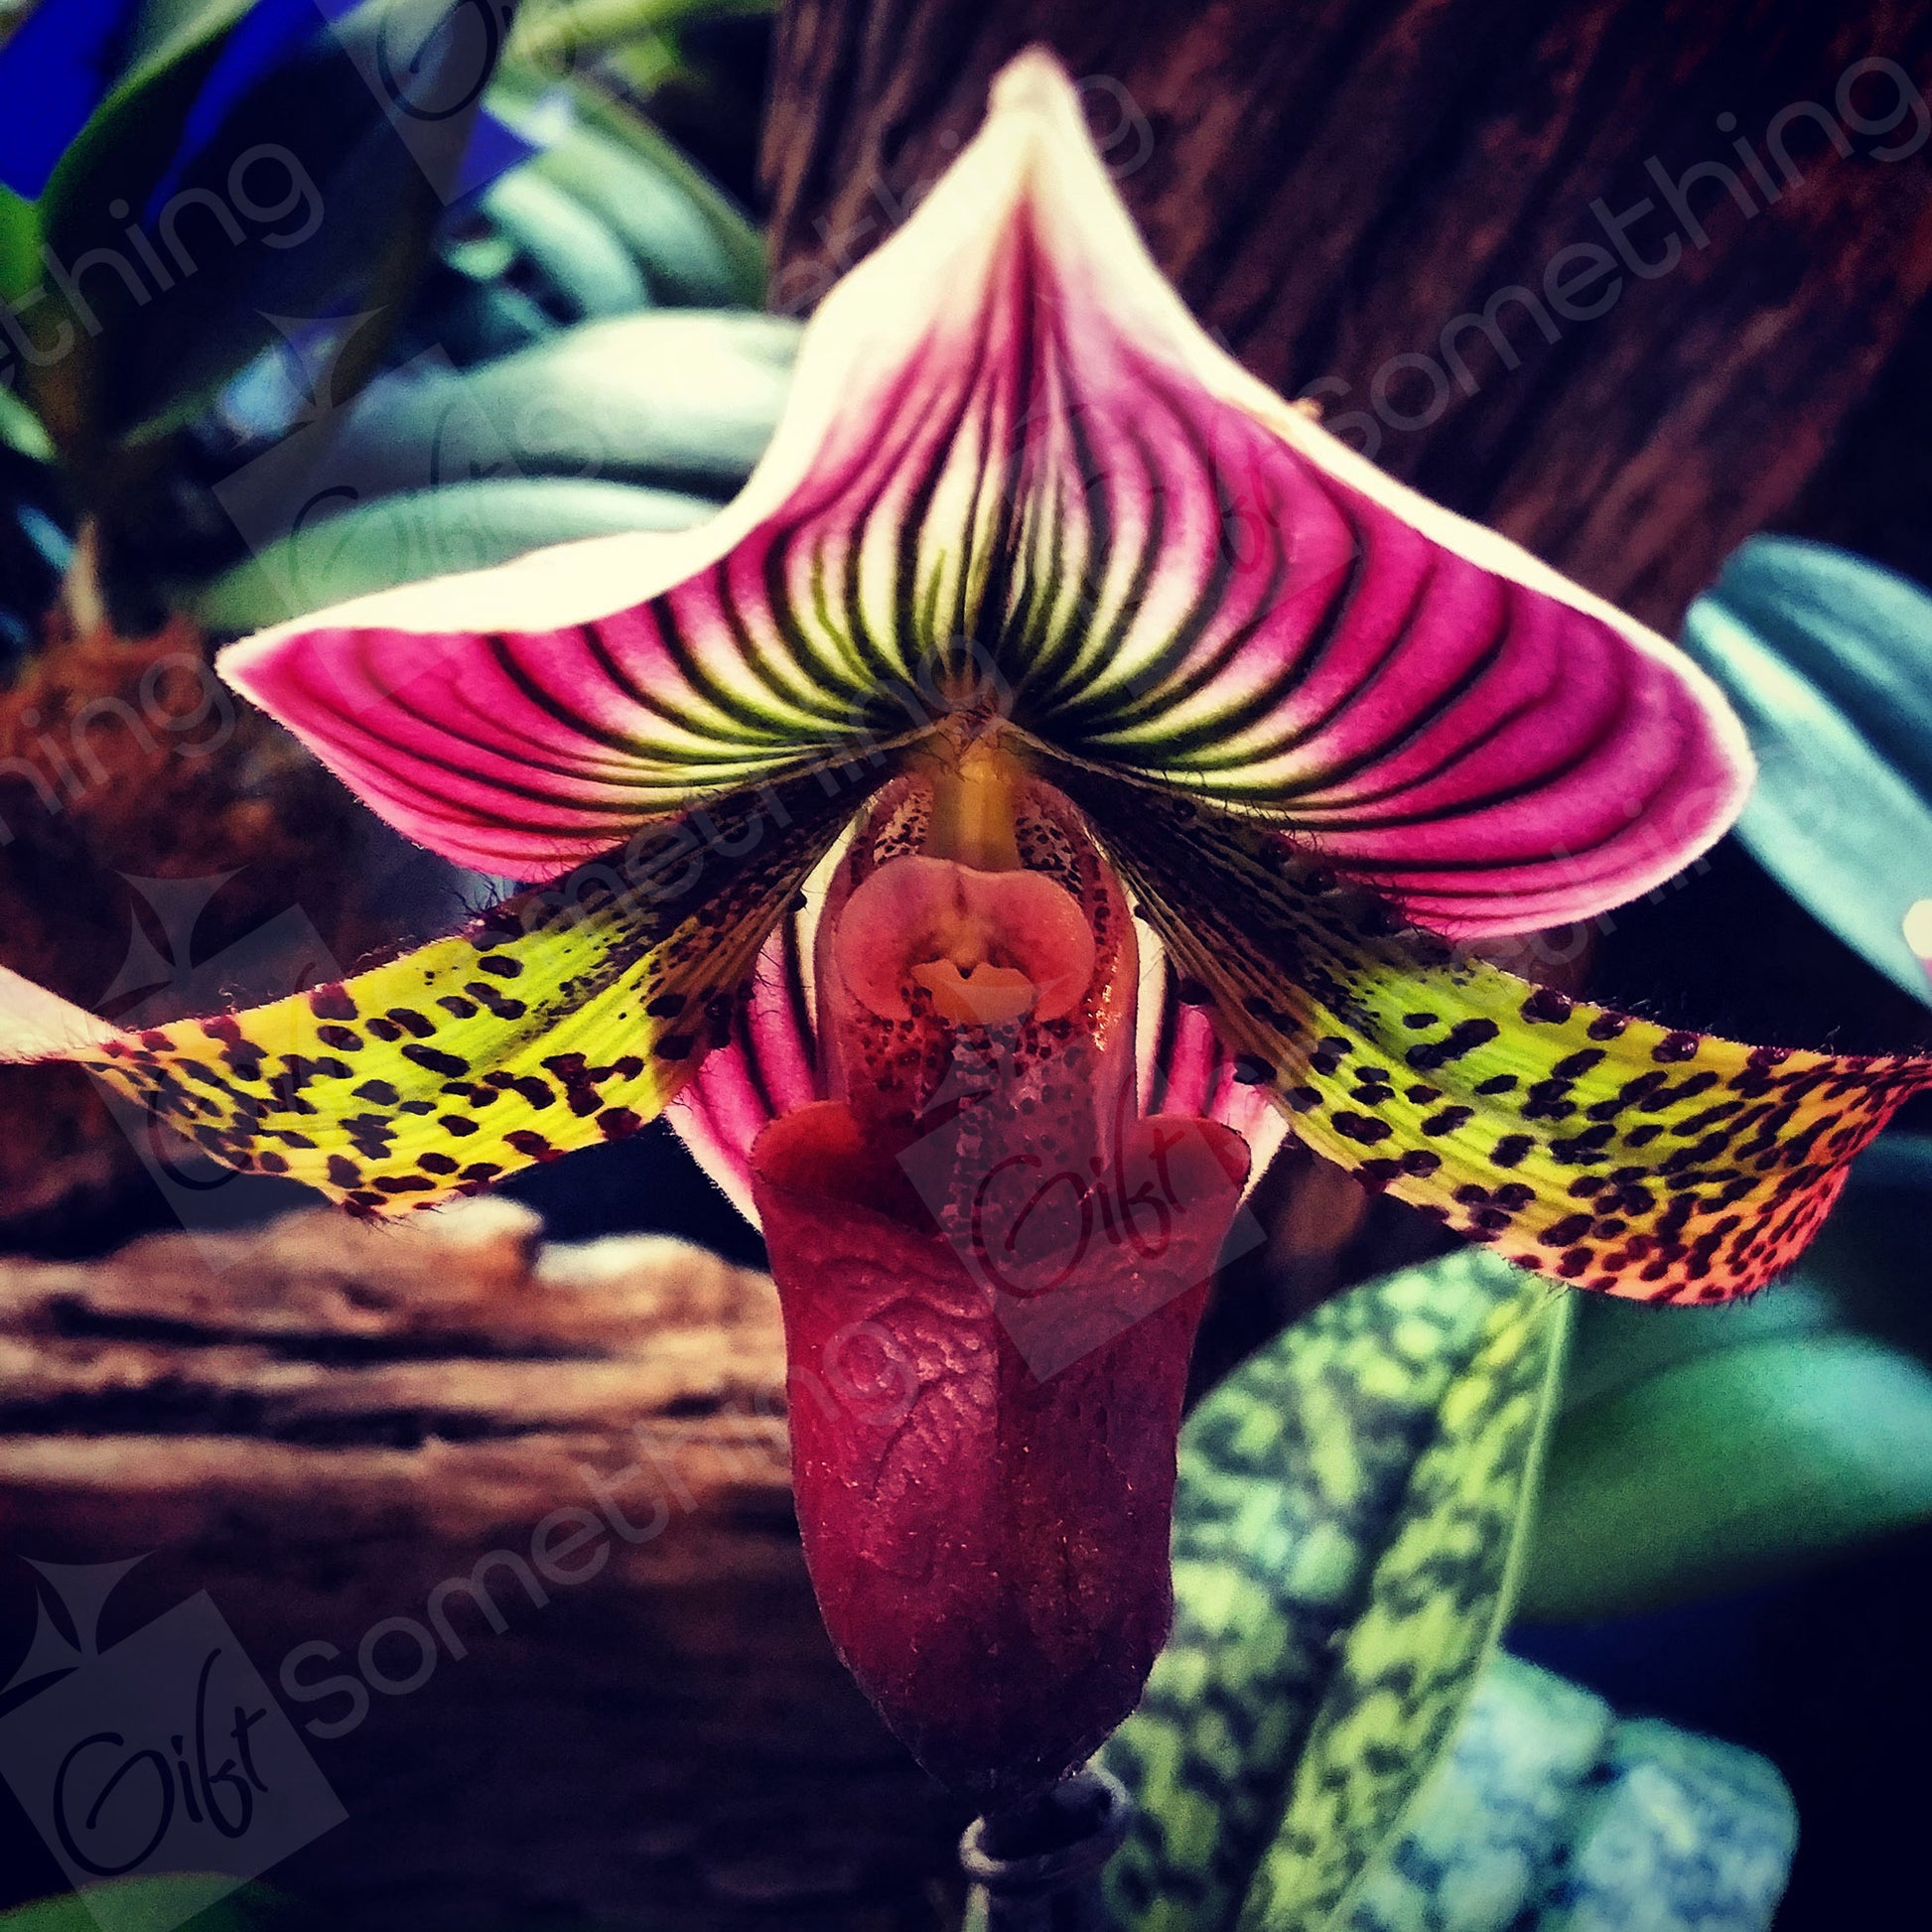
[752,1099,1248,1803]
[753,1099,937,1231]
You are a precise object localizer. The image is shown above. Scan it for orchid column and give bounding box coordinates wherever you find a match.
[3,53,1926,1802]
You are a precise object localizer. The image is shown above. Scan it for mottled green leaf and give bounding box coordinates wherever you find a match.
[1681,536,1932,1007]
[1346,1653,1794,1932]
[190,475,718,631]
[1104,1250,1570,1932]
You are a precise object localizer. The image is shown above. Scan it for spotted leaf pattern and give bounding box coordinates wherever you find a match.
[1345,1653,1795,1932]
[1049,759,1932,1302]
[1103,1248,1566,1931]
[0,772,856,1212]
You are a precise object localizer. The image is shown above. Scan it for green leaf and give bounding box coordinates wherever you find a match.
[510,0,774,69]
[0,380,53,462]
[316,310,797,503]
[25,0,254,448]
[479,168,652,318]
[0,181,38,306]
[1345,1653,1794,1932]
[0,1876,315,1932]
[492,64,764,307]
[1681,536,1932,1007]
[1104,1250,1570,1932]
[1519,1318,1932,1621]
[1799,1131,1932,1362]
[189,474,718,630]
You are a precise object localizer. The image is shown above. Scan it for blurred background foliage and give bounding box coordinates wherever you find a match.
[0,0,778,638]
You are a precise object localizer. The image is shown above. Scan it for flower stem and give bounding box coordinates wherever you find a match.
[959,1767,1131,1930]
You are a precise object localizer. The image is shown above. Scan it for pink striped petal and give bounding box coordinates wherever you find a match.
[670,882,825,1225]
[1136,944,1290,1187]
[923,55,1750,937]
[218,52,1746,928]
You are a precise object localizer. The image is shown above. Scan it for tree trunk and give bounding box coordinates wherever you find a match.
[0,1201,964,1930]
[760,0,1932,632]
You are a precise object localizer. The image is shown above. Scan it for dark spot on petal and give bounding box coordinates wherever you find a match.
[308,984,357,1022]
[401,1043,469,1077]
[1406,1018,1500,1070]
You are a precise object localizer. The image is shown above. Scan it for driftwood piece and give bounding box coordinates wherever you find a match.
[0,1200,964,1930]
[761,0,1932,631]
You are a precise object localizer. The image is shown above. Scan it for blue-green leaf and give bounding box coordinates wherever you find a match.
[309,311,796,505]
[1521,1307,1932,1621]
[1346,1653,1795,1932]
[189,474,718,629]
[491,63,764,308]
[1681,536,1932,1007]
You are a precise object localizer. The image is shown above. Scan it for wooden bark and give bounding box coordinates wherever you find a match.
[0,1201,964,1930]
[761,0,1932,631]
[0,615,460,1249]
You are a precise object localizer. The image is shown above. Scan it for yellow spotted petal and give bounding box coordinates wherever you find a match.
[1046,759,1932,1303]
[0,772,857,1212]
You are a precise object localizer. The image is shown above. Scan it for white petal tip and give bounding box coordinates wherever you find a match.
[989,45,1079,117]
[1904,898,1932,964]
[0,968,121,1063]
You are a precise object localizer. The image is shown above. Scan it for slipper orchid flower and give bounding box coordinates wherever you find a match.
[5,52,1929,1802]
